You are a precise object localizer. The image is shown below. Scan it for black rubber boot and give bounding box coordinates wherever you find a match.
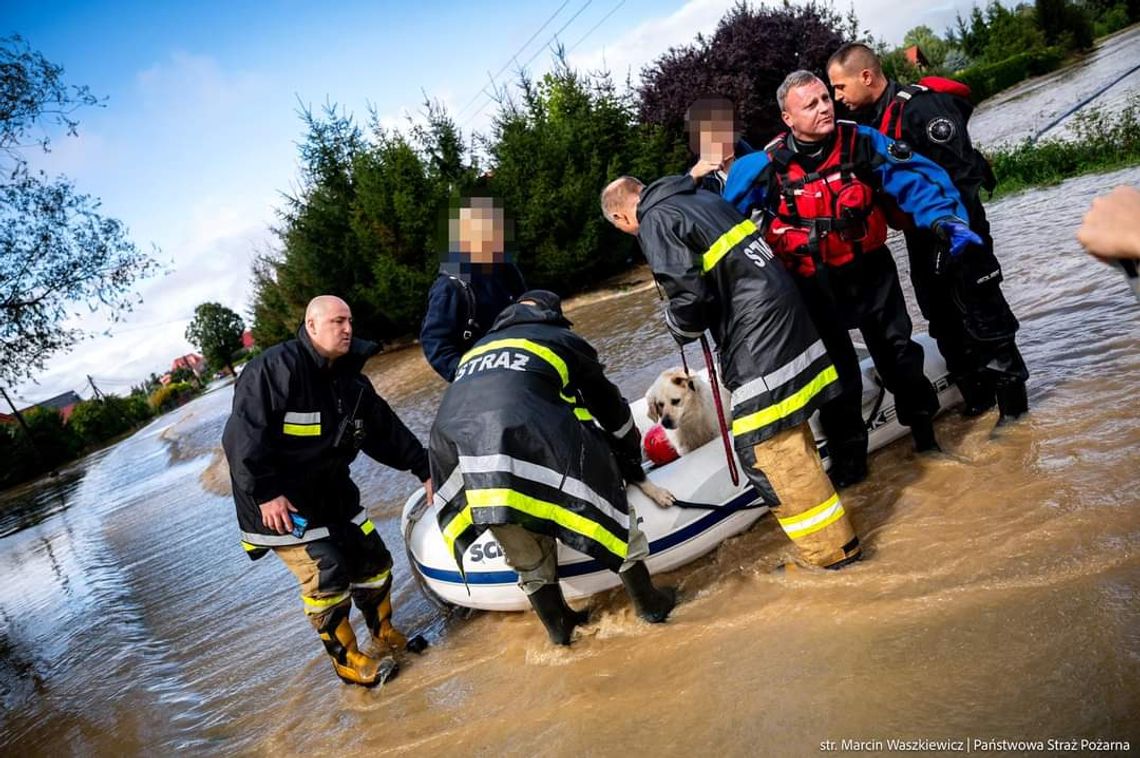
[910,414,941,453]
[957,372,996,417]
[619,561,677,623]
[527,583,582,645]
[995,380,1028,425]
[827,453,869,489]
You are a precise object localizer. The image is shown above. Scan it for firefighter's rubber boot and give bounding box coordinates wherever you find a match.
[995,380,1029,426]
[359,591,408,653]
[318,606,398,687]
[528,583,586,645]
[957,372,997,417]
[910,414,941,453]
[619,561,677,623]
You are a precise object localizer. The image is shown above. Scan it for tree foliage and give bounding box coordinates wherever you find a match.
[67,394,151,445]
[0,35,159,388]
[486,59,679,290]
[636,1,854,147]
[185,302,244,375]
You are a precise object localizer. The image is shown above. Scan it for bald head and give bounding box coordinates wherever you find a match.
[827,42,888,112]
[305,295,353,360]
[600,176,645,235]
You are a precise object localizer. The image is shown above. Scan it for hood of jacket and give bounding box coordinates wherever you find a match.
[637,175,699,220]
[489,299,572,332]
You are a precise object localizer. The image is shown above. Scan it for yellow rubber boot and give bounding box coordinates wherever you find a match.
[318,608,399,688]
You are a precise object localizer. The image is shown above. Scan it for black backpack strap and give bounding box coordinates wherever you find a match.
[446,275,479,342]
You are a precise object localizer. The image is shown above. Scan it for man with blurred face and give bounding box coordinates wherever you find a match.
[828,42,1030,425]
[723,70,982,485]
[223,295,433,688]
[421,196,527,381]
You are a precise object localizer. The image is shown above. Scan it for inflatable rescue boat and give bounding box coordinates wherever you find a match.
[401,333,960,611]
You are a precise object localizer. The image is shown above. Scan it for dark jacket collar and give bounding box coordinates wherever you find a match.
[296,324,380,375]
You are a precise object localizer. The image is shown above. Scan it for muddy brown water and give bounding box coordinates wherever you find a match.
[3,90,1140,758]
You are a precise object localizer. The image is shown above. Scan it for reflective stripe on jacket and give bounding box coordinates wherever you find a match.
[635,175,841,449]
[429,302,635,573]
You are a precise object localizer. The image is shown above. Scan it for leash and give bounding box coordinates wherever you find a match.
[700,334,739,487]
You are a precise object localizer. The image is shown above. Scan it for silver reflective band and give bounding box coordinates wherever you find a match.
[731,340,828,410]
[665,310,703,339]
[433,467,464,509]
[457,453,630,529]
[284,411,321,424]
[240,510,369,547]
[613,415,634,438]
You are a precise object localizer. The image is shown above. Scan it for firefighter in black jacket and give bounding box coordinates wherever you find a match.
[724,70,981,485]
[222,295,432,688]
[420,196,527,381]
[430,290,677,646]
[828,43,1029,423]
[601,174,863,571]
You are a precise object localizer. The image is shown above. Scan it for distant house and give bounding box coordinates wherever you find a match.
[171,354,206,376]
[904,45,930,70]
[0,390,83,424]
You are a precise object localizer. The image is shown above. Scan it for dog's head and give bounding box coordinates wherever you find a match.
[645,368,703,430]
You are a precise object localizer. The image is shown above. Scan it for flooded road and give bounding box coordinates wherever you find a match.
[3,63,1140,758]
[972,25,1140,146]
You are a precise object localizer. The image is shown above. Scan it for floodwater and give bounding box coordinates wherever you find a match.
[3,67,1140,758]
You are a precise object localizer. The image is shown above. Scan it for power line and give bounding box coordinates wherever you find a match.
[567,0,625,55]
[454,1,573,120]
[460,0,597,129]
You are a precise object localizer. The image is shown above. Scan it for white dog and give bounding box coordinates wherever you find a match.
[644,368,728,455]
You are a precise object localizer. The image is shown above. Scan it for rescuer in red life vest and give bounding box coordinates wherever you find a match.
[724,70,981,487]
[827,43,1030,427]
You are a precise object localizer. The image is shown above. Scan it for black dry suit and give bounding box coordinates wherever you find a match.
[222,326,429,558]
[429,299,640,575]
[636,175,840,496]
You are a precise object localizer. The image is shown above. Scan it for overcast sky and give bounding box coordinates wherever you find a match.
[6,0,985,405]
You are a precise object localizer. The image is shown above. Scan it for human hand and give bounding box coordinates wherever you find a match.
[689,158,724,181]
[937,220,983,257]
[259,495,298,534]
[1077,185,1140,262]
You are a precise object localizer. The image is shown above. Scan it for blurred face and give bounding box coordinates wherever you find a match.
[454,202,505,264]
[827,63,876,111]
[694,107,737,166]
[781,78,835,142]
[306,299,353,360]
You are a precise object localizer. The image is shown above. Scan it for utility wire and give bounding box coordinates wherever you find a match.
[567,0,625,55]
[453,0,573,120]
[460,0,597,129]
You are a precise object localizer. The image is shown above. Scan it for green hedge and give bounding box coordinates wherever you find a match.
[956,47,1066,102]
[988,97,1140,198]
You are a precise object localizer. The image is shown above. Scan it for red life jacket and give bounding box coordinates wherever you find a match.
[763,121,888,278]
[879,76,972,139]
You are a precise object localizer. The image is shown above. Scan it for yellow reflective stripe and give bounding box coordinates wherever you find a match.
[360,519,375,535]
[459,339,569,387]
[443,488,628,560]
[702,219,758,272]
[241,541,258,552]
[301,591,350,612]
[731,365,838,437]
[777,493,845,539]
[574,407,594,421]
[283,423,321,437]
[351,569,391,589]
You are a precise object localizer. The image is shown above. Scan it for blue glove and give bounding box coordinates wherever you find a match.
[937,220,983,257]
